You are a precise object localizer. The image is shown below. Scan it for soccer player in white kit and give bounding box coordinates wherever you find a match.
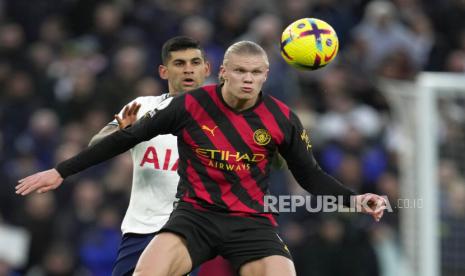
[88,36,231,275]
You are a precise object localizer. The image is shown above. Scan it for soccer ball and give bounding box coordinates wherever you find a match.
[280,18,339,70]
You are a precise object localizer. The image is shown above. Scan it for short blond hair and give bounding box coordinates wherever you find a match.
[219,41,269,83]
[223,41,269,66]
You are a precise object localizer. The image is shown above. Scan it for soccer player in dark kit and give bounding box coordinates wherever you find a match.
[17,41,386,276]
[88,36,233,276]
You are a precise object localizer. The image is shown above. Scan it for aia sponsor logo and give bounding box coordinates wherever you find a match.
[139,146,178,171]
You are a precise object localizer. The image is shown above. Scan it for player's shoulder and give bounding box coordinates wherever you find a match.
[134,94,171,106]
[144,87,216,118]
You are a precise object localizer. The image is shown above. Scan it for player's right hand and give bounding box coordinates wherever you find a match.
[355,193,387,222]
[115,102,141,129]
[15,169,64,196]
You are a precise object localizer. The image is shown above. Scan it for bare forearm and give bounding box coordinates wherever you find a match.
[89,125,119,147]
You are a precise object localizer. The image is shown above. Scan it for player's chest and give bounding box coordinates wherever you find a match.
[185,114,276,156]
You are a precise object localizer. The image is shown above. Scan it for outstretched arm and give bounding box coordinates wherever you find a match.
[16,96,186,196]
[16,122,149,195]
[280,111,387,222]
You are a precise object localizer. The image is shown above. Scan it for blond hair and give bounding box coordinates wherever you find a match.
[219,41,269,83]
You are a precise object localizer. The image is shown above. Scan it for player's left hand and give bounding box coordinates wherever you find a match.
[354,193,388,222]
[115,102,141,129]
[15,169,64,196]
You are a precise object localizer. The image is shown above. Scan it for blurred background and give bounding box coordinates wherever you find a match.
[1,0,464,275]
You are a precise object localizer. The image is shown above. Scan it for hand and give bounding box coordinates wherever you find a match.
[15,169,64,196]
[115,102,141,129]
[354,193,388,222]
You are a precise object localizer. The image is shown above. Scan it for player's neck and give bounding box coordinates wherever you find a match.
[167,83,183,97]
[221,87,257,112]
[168,89,185,97]
[168,87,193,97]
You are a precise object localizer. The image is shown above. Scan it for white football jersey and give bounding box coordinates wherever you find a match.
[110,94,179,234]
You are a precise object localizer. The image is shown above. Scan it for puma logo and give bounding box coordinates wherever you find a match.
[202,125,218,136]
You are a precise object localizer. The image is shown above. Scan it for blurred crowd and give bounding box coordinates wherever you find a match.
[1,0,465,275]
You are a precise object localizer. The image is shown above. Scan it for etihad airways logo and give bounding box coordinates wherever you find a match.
[195,148,265,171]
[196,148,265,162]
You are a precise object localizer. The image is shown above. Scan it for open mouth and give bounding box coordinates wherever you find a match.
[182,78,195,86]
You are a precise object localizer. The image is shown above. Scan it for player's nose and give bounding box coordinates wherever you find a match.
[243,72,253,82]
[184,63,195,73]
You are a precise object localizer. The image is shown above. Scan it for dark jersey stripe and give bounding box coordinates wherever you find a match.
[181,127,228,209]
[204,88,271,194]
[197,88,268,208]
[185,159,214,204]
[184,94,259,214]
[262,97,292,146]
[238,110,281,194]
[253,103,285,146]
[185,93,263,212]
[269,96,290,119]
[207,87,272,174]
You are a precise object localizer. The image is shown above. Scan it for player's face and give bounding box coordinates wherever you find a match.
[159,49,210,94]
[220,53,269,111]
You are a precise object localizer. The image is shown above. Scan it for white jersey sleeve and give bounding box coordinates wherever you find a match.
[108,94,171,127]
[113,93,179,234]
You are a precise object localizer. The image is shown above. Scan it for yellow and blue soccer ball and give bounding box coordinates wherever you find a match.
[280,18,339,70]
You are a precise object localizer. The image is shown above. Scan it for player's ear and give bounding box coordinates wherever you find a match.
[264,68,269,81]
[219,65,227,82]
[204,61,211,77]
[219,65,226,78]
[159,65,168,80]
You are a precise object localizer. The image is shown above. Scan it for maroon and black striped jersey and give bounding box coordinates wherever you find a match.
[57,84,355,225]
